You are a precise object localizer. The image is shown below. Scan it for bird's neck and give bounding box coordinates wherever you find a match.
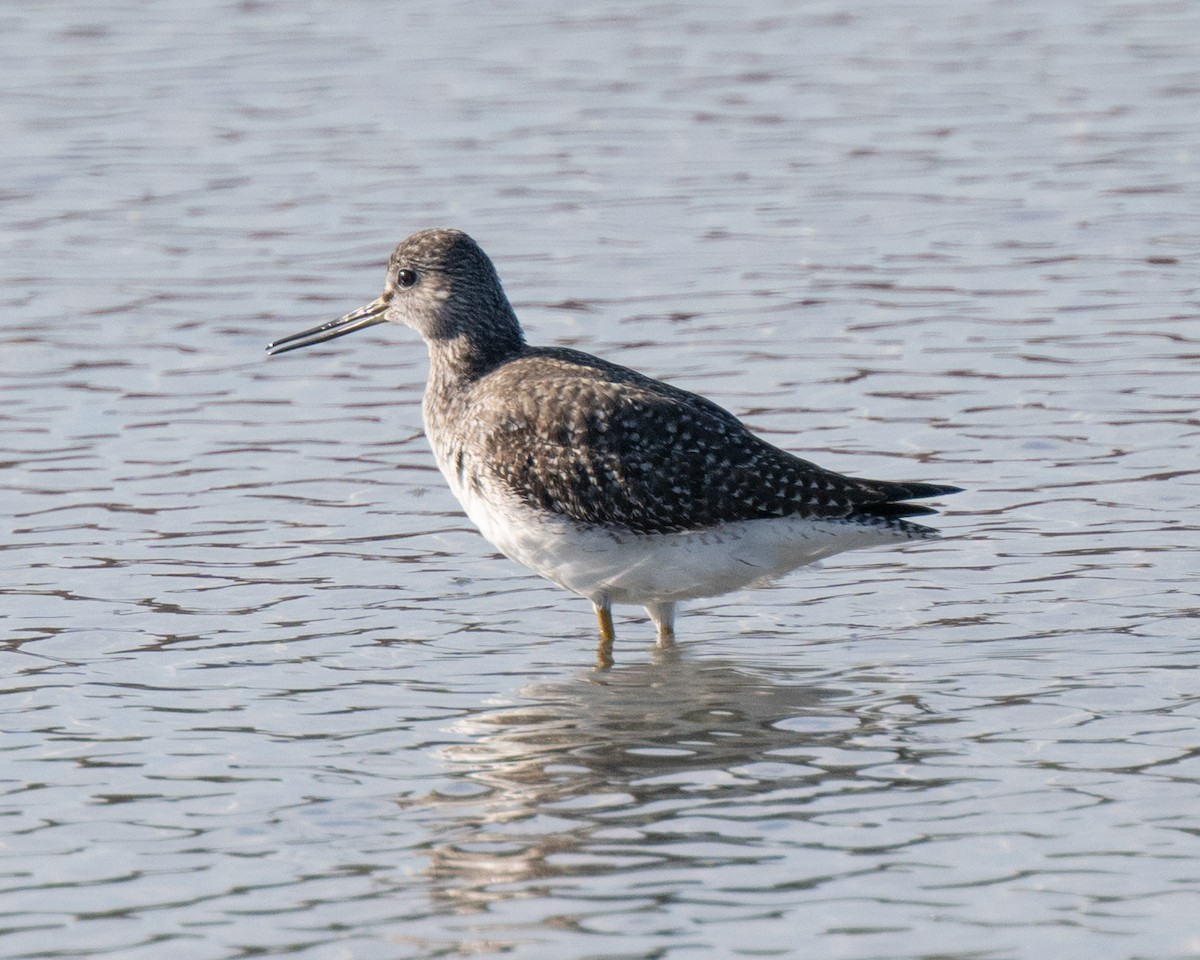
[423,314,523,464]
[425,307,525,387]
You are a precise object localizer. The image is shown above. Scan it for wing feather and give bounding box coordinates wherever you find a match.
[466,347,959,535]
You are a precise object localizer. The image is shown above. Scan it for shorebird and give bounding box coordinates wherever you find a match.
[267,229,959,666]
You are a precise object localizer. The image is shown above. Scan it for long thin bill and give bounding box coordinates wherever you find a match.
[265,297,390,356]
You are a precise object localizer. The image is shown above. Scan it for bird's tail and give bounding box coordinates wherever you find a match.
[854,479,962,521]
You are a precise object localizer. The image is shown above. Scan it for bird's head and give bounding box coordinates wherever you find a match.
[266,229,520,356]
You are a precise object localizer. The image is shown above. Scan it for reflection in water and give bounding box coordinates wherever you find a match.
[419,653,953,919]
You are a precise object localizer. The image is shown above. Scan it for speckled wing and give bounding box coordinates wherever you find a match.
[468,348,959,536]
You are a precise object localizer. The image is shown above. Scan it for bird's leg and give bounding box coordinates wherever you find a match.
[645,601,677,648]
[593,598,615,669]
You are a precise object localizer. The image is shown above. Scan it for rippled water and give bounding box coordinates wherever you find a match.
[3,1,1200,958]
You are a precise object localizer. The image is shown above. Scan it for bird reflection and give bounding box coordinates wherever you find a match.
[405,650,945,918]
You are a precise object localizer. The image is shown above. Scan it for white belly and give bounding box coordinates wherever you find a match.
[437,453,919,607]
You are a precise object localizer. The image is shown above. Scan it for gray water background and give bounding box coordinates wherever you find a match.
[3,1,1199,958]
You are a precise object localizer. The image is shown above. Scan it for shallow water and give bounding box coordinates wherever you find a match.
[3,1,1200,958]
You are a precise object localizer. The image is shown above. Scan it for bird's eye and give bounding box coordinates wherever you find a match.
[396,268,418,288]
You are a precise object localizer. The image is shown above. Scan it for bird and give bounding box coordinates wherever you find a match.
[267,229,960,667]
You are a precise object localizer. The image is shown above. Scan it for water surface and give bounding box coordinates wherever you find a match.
[3,1,1199,958]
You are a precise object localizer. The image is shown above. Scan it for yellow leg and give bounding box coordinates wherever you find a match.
[594,600,615,669]
[645,601,677,648]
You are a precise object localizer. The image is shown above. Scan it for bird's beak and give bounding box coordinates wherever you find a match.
[265,295,390,356]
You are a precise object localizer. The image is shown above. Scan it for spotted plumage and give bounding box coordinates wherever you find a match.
[267,229,961,664]
[434,347,951,536]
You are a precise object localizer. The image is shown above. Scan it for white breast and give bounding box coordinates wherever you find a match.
[432,444,914,607]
